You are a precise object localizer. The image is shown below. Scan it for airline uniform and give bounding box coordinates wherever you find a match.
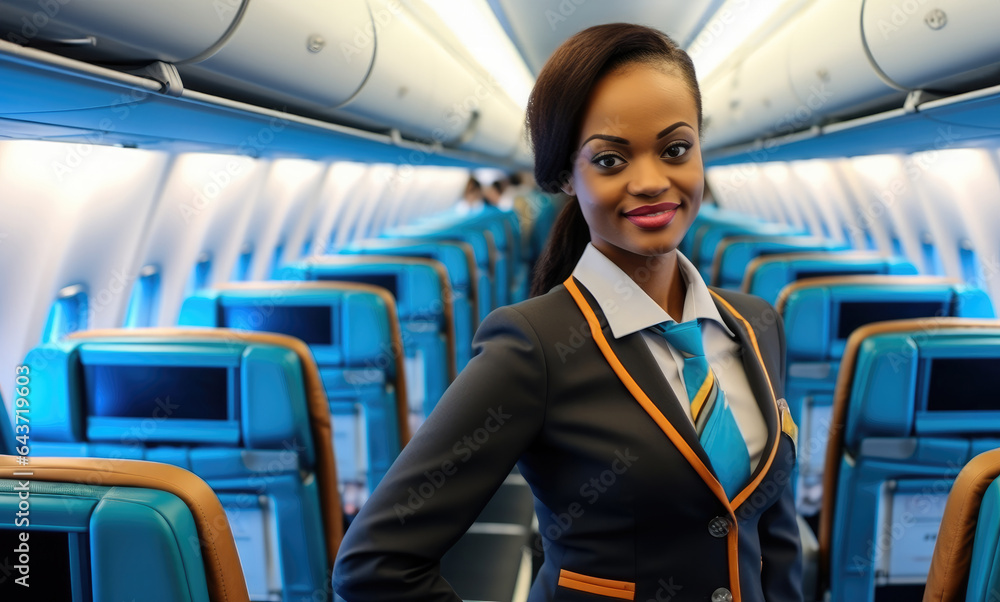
[334,245,802,602]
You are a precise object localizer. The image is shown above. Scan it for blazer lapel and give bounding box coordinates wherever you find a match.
[710,290,780,483]
[571,280,715,473]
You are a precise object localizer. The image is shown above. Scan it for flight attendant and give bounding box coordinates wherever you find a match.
[334,23,802,602]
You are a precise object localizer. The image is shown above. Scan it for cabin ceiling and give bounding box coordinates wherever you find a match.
[487,0,727,74]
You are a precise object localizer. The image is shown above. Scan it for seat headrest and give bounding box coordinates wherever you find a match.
[0,454,250,602]
[711,235,849,287]
[279,256,449,320]
[924,448,1000,602]
[741,252,918,302]
[778,276,995,361]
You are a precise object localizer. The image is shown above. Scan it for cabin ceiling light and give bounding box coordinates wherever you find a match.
[688,0,802,84]
[423,0,534,109]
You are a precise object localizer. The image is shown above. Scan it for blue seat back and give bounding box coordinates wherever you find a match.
[24,329,342,601]
[277,257,455,428]
[821,320,1000,602]
[385,225,496,320]
[179,283,409,512]
[744,252,919,305]
[0,455,250,602]
[341,237,478,370]
[779,276,995,517]
[711,235,852,288]
[968,474,1000,601]
[688,214,802,279]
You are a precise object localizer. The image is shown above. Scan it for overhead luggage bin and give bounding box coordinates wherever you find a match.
[0,455,251,602]
[0,0,244,64]
[716,28,802,149]
[787,0,903,122]
[864,0,1000,92]
[179,0,374,109]
[331,0,479,145]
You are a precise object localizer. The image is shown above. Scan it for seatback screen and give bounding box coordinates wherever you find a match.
[926,357,1000,412]
[795,269,877,281]
[837,301,946,339]
[0,529,82,601]
[84,364,230,420]
[223,304,333,346]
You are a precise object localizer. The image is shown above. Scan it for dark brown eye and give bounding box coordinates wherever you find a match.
[592,153,626,169]
[663,143,691,159]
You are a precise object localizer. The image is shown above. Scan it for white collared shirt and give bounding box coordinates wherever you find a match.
[571,243,768,470]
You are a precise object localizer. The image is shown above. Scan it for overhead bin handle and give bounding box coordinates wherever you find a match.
[124,61,184,97]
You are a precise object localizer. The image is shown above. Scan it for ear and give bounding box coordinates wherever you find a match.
[559,176,575,197]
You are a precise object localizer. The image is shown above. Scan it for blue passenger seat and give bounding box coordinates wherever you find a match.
[277,257,456,432]
[0,455,251,602]
[340,238,479,371]
[710,235,852,288]
[383,225,498,320]
[818,318,1000,602]
[179,282,411,515]
[742,252,919,305]
[24,328,344,602]
[924,448,1000,602]
[777,276,995,517]
[686,212,803,279]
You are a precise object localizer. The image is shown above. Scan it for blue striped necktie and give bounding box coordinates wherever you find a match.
[651,319,751,499]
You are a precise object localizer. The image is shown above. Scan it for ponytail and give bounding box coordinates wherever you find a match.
[530,197,591,297]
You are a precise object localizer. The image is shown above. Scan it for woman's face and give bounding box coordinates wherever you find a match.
[563,62,703,267]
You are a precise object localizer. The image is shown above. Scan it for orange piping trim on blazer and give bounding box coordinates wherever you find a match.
[558,569,635,599]
[708,290,782,512]
[564,277,742,601]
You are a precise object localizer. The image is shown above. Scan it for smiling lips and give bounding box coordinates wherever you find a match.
[623,201,680,229]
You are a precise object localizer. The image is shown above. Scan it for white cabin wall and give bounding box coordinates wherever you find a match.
[136,152,269,326]
[790,160,847,244]
[919,148,1000,310]
[309,163,369,256]
[264,159,329,273]
[0,141,169,402]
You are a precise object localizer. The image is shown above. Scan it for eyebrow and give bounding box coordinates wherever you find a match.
[579,121,692,148]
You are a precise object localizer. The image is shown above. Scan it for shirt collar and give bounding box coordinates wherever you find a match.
[571,243,737,340]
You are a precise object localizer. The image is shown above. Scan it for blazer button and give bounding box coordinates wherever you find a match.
[708,516,730,538]
[712,587,733,602]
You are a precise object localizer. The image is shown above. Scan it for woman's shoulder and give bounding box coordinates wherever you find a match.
[479,284,580,341]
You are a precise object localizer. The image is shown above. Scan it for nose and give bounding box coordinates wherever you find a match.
[626,155,671,197]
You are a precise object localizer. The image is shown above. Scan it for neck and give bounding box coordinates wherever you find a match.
[600,245,688,320]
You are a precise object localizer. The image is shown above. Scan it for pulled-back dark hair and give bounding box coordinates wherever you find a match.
[527,23,702,297]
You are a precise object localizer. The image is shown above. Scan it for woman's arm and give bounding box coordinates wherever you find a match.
[333,305,547,600]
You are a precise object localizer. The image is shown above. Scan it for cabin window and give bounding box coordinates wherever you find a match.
[269,244,285,279]
[960,246,985,288]
[125,265,161,327]
[186,252,212,297]
[42,285,88,342]
[231,244,253,281]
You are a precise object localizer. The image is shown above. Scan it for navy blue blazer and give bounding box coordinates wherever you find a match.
[334,277,802,602]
